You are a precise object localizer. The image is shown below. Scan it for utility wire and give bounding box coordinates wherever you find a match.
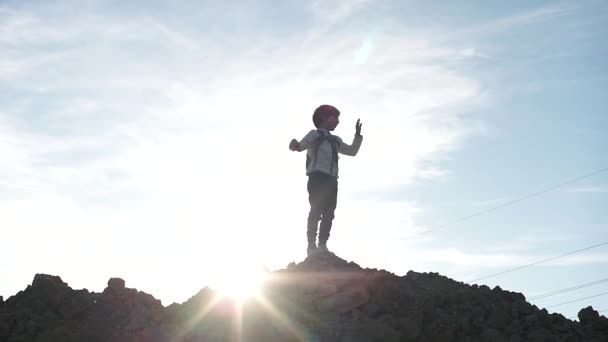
[466,241,608,283]
[528,278,608,301]
[407,166,608,239]
[546,292,608,309]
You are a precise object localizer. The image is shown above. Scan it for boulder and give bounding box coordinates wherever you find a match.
[107,277,126,291]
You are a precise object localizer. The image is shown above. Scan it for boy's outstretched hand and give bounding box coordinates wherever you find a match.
[355,119,363,136]
[289,139,300,151]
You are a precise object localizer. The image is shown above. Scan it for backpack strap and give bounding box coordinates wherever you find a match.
[327,133,339,175]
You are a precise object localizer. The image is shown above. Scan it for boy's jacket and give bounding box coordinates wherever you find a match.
[296,128,363,178]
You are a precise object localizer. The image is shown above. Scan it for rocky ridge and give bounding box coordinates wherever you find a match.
[1,253,607,341]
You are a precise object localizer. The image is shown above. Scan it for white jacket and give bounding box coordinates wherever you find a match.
[296,128,363,177]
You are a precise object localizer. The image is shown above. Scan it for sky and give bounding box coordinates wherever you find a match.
[1,0,607,320]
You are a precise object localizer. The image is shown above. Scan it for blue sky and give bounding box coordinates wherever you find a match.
[1,0,607,319]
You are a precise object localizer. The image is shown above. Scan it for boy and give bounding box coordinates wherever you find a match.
[289,104,363,256]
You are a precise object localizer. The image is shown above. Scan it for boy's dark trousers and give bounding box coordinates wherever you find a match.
[307,172,338,245]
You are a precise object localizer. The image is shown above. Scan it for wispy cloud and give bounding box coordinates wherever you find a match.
[416,247,531,267]
[444,4,578,42]
[0,0,490,303]
[405,248,608,273]
[565,185,608,193]
[547,253,608,266]
[0,4,486,199]
[311,0,372,23]
[480,5,577,33]
[458,197,511,208]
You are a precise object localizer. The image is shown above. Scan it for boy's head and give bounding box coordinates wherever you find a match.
[313,104,340,131]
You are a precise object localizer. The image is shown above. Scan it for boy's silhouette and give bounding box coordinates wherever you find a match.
[289,105,363,256]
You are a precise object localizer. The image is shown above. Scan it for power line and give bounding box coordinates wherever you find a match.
[437,167,608,284]
[546,292,608,309]
[528,278,608,301]
[466,241,608,283]
[407,166,608,239]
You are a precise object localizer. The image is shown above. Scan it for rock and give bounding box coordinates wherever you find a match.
[32,273,66,286]
[345,316,401,342]
[507,291,526,303]
[481,328,508,342]
[527,328,552,341]
[516,300,533,316]
[107,277,126,291]
[579,306,600,325]
[317,283,338,297]
[509,334,523,342]
[399,316,422,341]
[488,306,510,329]
[319,285,370,313]
[525,312,540,326]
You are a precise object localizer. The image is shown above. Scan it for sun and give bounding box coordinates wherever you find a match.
[212,266,268,302]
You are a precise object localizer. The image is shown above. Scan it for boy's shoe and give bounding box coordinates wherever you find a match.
[307,242,317,256]
[317,242,329,253]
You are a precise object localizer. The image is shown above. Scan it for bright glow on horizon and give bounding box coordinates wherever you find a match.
[211,267,267,302]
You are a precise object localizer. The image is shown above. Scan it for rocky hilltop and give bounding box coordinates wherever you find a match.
[1,253,607,341]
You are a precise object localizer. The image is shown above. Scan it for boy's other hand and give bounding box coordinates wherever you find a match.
[355,119,363,136]
[289,139,300,151]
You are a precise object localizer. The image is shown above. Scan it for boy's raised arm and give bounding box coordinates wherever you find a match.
[289,130,317,152]
[338,119,363,156]
[338,134,363,156]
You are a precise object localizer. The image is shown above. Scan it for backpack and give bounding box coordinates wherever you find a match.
[306,129,341,174]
